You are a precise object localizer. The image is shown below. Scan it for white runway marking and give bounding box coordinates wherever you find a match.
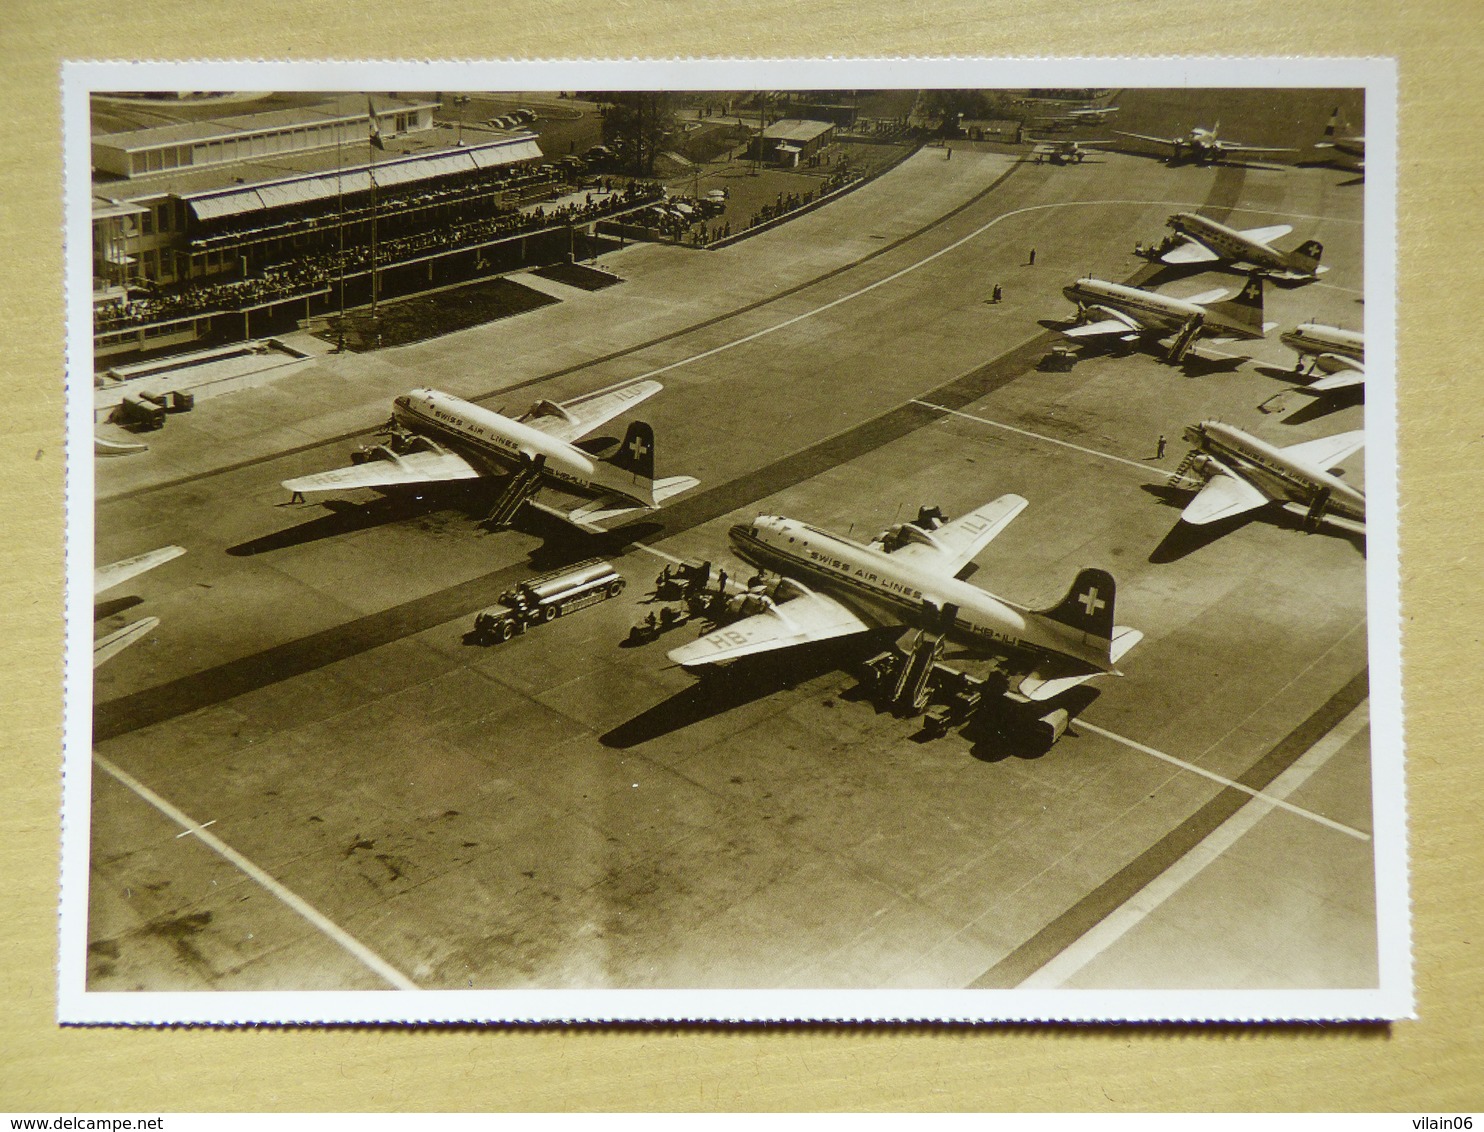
[1020,701,1371,988]
[94,752,420,991]
[1076,717,1371,841]
[912,400,1169,481]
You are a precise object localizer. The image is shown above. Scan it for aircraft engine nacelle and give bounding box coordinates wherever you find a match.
[1314,353,1358,376]
[1185,453,1220,478]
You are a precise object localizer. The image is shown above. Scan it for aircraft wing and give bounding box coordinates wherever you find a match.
[1062,318,1141,340]
[1216,142,1299,155]
[282,449,483,494]
[519,379,663,443]
[1307,368,1366,393]
[667,587,871,666]
[887,494,1029,577]
[1161,241,1222,265]
[1280,430,1365,471]
[1115,130,1179,149]
[1181,470,1270,525]
[95,545,185,596]
[94,617,159,668]
[1240,223,1293,244]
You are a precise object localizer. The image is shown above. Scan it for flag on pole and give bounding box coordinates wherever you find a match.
[368,98,385,150]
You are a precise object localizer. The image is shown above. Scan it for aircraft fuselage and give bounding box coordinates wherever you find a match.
[1280,324,1364,366]
[391,388,643,505]
[1064,278,1244,339]
[1184,421,1365,525]
[728,517,1111,671]
[1168,212,1288,272]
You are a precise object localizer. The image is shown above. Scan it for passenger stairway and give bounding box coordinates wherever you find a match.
[1167,448,1200,489]
[1165,312,1205,364]
[892,630,946,716]
[484,457,546,527]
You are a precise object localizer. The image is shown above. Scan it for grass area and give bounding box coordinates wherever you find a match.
[316,278,559,351]
[530,262,624,291]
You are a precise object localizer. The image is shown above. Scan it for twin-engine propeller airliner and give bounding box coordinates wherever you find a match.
[282,381,699,530]
[1158,212,1326,282]
[1168,421,1365,535]
[667,495,1142,702]
[1060,272,1273,362]
[1115,122,1297,165]
[1280,324,1365,395]
[93,545,186,667]
[1313,107,1365,172]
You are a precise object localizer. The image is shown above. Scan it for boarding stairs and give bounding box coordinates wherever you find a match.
[484,457,546,527]
[892,630,947,716]
[1165,313,1205,364]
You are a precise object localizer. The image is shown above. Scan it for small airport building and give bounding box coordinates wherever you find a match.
[749,119,835,167]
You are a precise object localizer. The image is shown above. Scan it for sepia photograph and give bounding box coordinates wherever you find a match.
[62,59,1407,1024]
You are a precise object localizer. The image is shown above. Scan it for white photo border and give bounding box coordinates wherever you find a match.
[60,56,1408,1024]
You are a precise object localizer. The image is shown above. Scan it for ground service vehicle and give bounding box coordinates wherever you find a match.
[472,558,625,642]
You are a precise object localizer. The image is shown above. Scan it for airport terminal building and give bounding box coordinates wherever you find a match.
[90,94,657,364]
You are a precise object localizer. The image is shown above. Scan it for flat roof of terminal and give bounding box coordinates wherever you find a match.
[91,122,540,204]
[760,118,834,143]
[93,94,439,152]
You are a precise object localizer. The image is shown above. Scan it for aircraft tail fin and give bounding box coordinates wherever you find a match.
[1033,567,1117,649]
[592,420,661,507]
[1287,239,1324,275]
[1205,272,1267,338]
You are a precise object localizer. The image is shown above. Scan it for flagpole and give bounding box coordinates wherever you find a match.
[336,115,346,339]
[368,96,380,318]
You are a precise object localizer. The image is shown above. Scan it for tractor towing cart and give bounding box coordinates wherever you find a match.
[472,558,625,643]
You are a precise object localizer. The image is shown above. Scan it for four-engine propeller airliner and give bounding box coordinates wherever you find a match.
[1168,421,1365,535]
[93,545,186,667]
[1115,123,1297,165]
[1157,212,1326,282]
[282,382,699,530]
[1281,324,1366,395]
[1060,272,1273,362]
[668,496,1142,703]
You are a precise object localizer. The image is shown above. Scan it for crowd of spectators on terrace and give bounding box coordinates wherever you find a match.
[95,181,663,333]
[190,164,580,250]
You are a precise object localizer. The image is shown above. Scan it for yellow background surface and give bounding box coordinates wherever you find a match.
[3,0,1480,1111]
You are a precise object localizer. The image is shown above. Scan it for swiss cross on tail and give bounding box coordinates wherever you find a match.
[609,421,656,479]
[1037,567,1117,643]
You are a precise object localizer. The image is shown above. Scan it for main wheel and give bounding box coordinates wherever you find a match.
[608,579,626,597]
[499,620,515,642]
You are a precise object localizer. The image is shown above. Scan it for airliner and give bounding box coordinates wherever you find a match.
[1115,123,1297,165]
[1060,272,1273,362]
[282,382,699,530]
[94,545,185,667]
[1280,324,1365,395]
[1313,107,1365,172]
[1169,420,1365,535]
[668,495,1142,702]
[1158,212,1326,282]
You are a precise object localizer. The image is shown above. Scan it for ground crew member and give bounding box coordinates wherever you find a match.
[1156,434,1167,459]
[290,490,305,504]
[945,146,953,161]
[1028,247,1037,266]
[991,283,1003,303]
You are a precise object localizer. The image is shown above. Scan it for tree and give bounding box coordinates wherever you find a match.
[592,92,677,177]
